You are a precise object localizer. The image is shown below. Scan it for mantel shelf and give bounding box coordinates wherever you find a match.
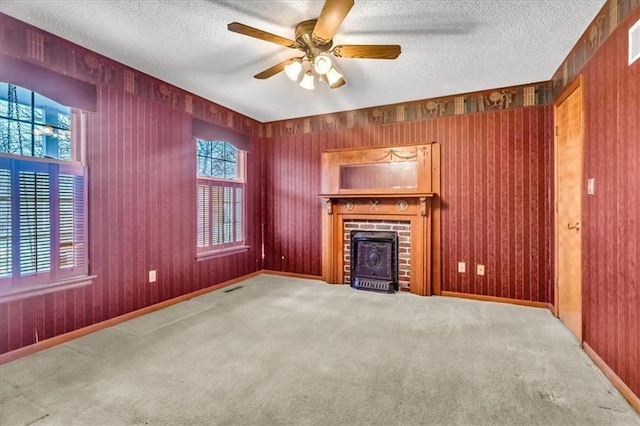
[318,193,435,199]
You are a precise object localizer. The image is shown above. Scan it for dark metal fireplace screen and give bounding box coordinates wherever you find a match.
[350,230,399,293]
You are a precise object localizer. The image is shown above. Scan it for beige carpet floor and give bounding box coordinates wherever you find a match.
[1,274,639,425]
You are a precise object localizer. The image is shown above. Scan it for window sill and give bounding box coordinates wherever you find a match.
[197,245,250,261]
[0,275,97,303]
[0,152,82,166]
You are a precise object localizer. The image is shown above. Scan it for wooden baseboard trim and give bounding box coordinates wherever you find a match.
[261,270,324,281]
[583,342,640,413]
[0,270,262,365]
[441,291,554,311]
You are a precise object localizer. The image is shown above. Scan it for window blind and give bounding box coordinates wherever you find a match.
[0,157,87,291]
[196,178,244,252]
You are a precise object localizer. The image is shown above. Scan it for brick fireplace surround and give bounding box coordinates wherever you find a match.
[344,220,411,291]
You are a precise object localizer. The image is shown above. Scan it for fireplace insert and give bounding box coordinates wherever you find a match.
[350,230,399,293]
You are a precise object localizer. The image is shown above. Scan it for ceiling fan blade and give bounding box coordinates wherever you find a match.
[228,22,297,48]
[312,0,354,45]
[254,58,298,79]
[332,44,401,59]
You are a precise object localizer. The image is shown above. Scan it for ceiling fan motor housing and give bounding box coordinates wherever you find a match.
[295,19,333,57]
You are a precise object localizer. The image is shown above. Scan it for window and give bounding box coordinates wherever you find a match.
[197,140,238,179]
[0,83,89,300]
[196,140,246,255]
[0,82,72,160]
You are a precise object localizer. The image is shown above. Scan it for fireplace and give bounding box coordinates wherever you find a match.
[320,143,441,296]
[350,231,399,293]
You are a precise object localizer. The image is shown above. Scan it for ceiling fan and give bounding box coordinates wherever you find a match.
[227,0,401,90]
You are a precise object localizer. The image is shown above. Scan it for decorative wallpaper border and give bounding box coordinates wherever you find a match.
[264,81,553,138]
[0,13,262,138]
[266,0,638,138]
[551,0,639,98]
[2,0,637,138]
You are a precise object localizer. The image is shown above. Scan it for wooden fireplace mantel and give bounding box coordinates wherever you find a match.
[319,143,441,296]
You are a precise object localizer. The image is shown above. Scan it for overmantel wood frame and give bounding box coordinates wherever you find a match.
[319,143,441,296]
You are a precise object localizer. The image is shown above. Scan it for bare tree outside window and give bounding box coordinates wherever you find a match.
[0,82,71,160]
[197,140,237,180]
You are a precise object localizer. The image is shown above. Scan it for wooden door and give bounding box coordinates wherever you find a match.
[554,76,584,342]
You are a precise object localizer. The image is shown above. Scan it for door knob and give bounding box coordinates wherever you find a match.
[567,222,580,231]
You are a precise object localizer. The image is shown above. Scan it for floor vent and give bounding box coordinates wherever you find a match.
[224,285,244,293]
[630,18,640,65]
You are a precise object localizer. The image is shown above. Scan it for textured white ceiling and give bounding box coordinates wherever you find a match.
[0,0,606,122]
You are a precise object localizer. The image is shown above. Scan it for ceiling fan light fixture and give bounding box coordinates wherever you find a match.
[299,71,315,90]
[324,66,345,88]
[284,60,303,81]
[229,1,401,92]
[313,55,332,75]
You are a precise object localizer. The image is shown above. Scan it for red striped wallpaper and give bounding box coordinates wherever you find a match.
[0,85,263,353]
[263,106,554,304]
[581,7,640,400]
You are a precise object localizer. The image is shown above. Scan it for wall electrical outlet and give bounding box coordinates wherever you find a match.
[149,270,157,283]
[477,264,485,276]
[458,262,466,273]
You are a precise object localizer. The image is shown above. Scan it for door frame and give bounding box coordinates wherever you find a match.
[553,75,584,327]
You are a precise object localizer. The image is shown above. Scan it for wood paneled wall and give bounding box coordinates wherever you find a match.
[0,85,263,353]
[581,7,640,399]
[263,106,554,303]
